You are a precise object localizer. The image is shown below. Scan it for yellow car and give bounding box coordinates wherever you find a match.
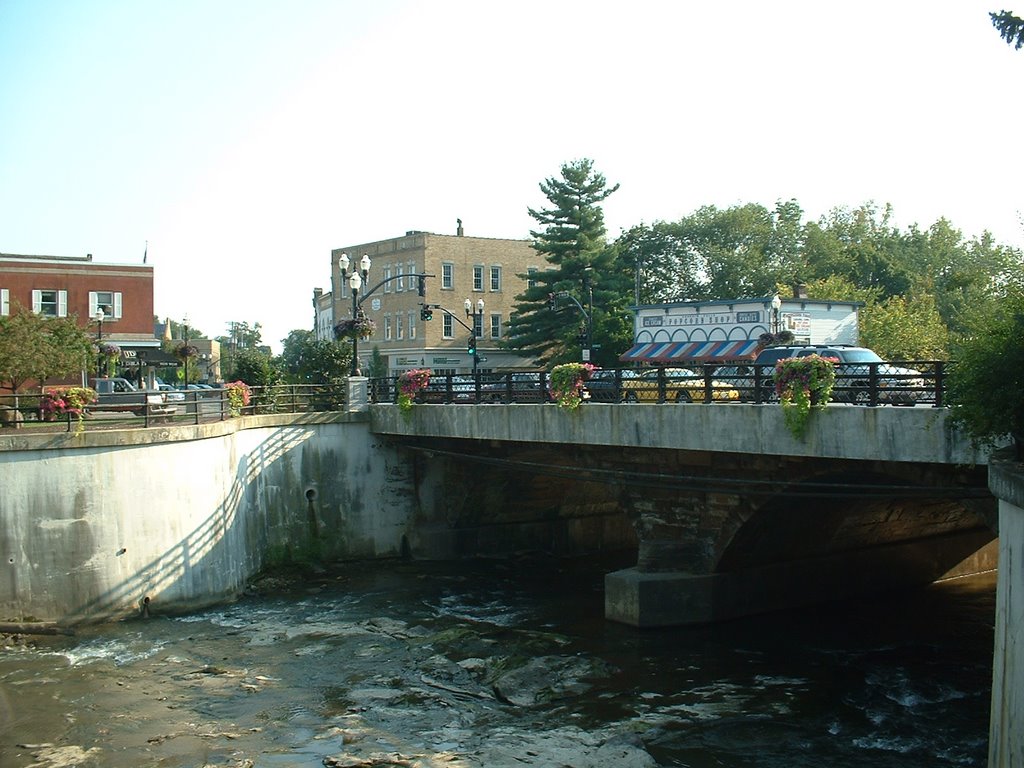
[619,367,740,403]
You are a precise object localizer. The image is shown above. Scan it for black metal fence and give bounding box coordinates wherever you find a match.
[0,384,349,433]
[369,362,951,407]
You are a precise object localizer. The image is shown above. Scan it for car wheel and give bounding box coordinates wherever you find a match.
[674,390,692,403]
[624,391,639,403]
[850,387,869,405]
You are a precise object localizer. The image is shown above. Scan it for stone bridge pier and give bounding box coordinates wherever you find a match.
[606,454,996,627]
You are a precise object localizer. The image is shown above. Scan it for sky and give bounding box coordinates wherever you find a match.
[1,1,1021,352]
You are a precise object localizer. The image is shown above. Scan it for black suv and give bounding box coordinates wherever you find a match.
[753,345,927,405]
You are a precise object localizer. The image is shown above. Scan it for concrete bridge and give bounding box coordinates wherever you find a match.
[370,403,998,627]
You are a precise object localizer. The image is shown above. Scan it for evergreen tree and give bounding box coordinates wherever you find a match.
[504,159,628,366]
[992,10,1024,49]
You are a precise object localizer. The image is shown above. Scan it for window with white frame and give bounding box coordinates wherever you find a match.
[89,291,122,319]
[490,266,501,292]
[0,289,8,316]
[384,315,392,340]
[396,313,404,340]
[443,313,453,338]
[442,262,454,289]
[383,265,392,293]
[408,310,416,340]
[473,265,484,292]
[527,267,538,289]
[396,263,404,292]
[490,313,501,339]
[32,289,67,317]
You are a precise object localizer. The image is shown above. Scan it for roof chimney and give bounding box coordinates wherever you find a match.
[456,218,464,237]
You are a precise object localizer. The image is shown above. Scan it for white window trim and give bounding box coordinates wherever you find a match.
[442,314,453,338]
[89,291,123,319]
[384,315,392,341]
[442,262,454,290]
[408,310,416,340]
[490,266,502,292]
[490,313,501,339]
[0,289,8,316]
[396,264,404,292]
[32,289,68,317]
[383,266,392,293]
[473,265,484,292]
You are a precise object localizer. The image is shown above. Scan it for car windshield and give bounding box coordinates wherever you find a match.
[838,350,884,363]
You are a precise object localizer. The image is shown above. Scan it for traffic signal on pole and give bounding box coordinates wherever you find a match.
[417,276,426,297]
[467,335,477,356]
[420,305,433,321]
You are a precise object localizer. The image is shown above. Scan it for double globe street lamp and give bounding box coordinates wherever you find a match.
[339,252,372,377]
[464,297,484,378]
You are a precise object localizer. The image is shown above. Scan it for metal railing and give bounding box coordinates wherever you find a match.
[368,362,951,407]
[0,384,349,433]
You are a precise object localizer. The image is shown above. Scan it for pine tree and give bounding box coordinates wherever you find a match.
[504,159,629,366]
[991,10,1024,49]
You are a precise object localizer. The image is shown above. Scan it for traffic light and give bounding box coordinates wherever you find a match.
[417,275,426,297]
[547,292,557,311]
[420,305,433,321]
[467,335,477,356]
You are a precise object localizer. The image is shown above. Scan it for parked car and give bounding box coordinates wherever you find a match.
[583,369,639,402]
[415,375,476,404]
[157,383,185,402]
[480,372,557,403]
[619,367,740,403]
[753,345,927,405]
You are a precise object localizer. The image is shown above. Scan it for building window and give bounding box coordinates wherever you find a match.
[383,265,392,293]
[408,310,416,340]
[384,315,392,340]
[443,314,453,338]
[32,289,67,317]
[490,313,501,339]
[490,266,501,292]
[0,289,8,316]
[442,262,454,289]
[89,291,122,319]
[527,267,538,289]
[396,313,404,340]
[472,313,483,338]
[396,264,404,292]
[473,265,483,292]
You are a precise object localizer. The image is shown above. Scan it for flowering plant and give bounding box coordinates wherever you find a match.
[397,368,431,412]
[549,362,596,410]
[175,342,199,359]
[223,380,251,417]
[774,354,837,438]
[334,314,376,340]
[758,330,796,347]
[40,386,98,434]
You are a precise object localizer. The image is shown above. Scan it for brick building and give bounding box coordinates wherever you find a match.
[0,252,175,384]
[330,224,541,375]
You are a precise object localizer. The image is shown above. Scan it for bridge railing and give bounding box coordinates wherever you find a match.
[367,362,951,407]
[0,384,349,433]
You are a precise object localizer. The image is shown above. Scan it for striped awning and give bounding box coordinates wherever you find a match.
[619,338,762,364]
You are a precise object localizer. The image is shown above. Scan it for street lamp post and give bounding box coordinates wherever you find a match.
[464,297,484,379]
[183,315,190,389]
[339,253,372,376]
[771,294,782,334]
[584,268,594,363]
[94,309,105,377]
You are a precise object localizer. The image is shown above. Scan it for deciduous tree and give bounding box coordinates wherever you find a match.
[0,304,95,392]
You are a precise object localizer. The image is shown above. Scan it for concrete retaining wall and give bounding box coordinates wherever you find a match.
[988,450,1024,768]
[0,414,415,624]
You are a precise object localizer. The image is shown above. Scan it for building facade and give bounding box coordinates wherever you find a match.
[621,292,862,365]
[330,226,541,375]
[312,287,334,342]
[0,252,173,385]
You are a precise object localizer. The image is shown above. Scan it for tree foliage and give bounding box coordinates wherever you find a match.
[0,304,96,392]
[229,348,281,388]
[946,288,1024,452]
[992,10,1024,49]
[505,158,631,367]
[279,330,350,384]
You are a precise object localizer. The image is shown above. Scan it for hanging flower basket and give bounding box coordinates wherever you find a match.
[549,362,596,410]
[334,315,376,340]
[397,368,431,412]
[223,380,252,417]
[175,342,199,360]
[40,386,98,434]
[758,330,796,347]
[773,354,837,438]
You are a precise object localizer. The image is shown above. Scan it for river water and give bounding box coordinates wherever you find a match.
[0,557,994,768]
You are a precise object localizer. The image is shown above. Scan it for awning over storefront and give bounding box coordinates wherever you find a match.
[120,347,181,368]
[619,338,762,364]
